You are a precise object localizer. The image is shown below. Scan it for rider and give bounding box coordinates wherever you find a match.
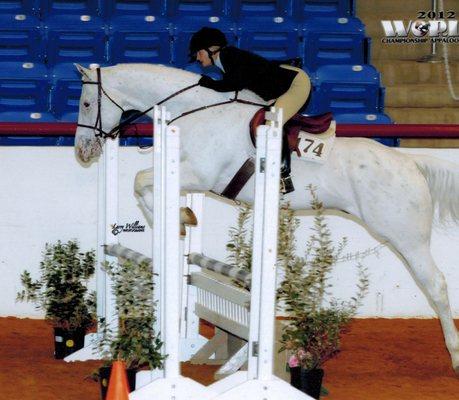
[189,27,311,194]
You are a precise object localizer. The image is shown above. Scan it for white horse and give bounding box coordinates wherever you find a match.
[74,63,459,373]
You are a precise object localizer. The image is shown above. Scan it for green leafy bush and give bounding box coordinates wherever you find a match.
[226,188,370,371]
[16,240,96,331]
[278,189,369,370]
[96,259,165,370]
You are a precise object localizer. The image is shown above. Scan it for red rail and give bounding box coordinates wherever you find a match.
[1,122,459,138]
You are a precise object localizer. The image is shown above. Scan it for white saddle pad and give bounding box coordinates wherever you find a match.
[296,120,336,164]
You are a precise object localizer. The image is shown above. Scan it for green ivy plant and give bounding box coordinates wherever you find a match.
[96,259,165,370]
[16,240,96,332]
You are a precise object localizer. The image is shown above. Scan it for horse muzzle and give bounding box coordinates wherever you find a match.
[75,134,103,163]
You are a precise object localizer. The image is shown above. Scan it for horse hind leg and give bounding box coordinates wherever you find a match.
[401,244,459,373]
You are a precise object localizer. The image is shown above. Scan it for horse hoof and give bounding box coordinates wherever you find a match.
[180,207,198,226]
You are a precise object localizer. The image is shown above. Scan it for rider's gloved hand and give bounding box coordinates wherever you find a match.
[198,75,214,87]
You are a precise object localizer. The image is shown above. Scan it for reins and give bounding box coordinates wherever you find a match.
[77,67,272,139]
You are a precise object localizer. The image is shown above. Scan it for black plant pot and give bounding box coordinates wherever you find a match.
[290,366,324,399]
[99,365,137,400]
[53,327,86,359]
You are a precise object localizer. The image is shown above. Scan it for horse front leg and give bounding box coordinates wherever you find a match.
[134,167,197,236]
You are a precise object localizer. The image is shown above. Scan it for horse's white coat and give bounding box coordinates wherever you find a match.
[75,64,459,373]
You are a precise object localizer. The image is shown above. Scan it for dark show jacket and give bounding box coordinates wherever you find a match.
[199,46,298,101]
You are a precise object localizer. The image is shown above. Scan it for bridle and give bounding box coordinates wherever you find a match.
[77,68,124,139]
[77,67,200,139]
[77,67,270,140]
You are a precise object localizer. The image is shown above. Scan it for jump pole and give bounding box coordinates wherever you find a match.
[129,106,215,399]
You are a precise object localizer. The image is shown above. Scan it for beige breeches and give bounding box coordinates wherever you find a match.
[274,65,311,125]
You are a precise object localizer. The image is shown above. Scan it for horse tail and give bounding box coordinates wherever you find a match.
[410,154,459,224]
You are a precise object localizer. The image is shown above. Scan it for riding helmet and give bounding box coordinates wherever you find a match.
[188,27,228,61]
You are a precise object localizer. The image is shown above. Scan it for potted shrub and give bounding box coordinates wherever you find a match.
[95,258,165,400]
[226,189,370,399]
[277,189,369,399]
[16,240,96,359]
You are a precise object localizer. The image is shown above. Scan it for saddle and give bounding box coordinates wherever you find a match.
[220,109,334,199]
[249,108,334,156]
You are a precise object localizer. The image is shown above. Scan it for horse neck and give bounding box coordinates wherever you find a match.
[106,65,232,119]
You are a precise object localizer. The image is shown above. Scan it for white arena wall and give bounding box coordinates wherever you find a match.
[1,145,458,319]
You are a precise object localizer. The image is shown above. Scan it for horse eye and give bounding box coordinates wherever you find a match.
[83,102,90,108]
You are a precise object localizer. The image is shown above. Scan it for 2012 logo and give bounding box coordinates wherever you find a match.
[381,10,458,43]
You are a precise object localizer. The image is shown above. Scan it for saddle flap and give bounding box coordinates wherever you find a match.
[249,108,334,153]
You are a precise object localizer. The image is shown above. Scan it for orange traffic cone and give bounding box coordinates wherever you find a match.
[106,360,130,400]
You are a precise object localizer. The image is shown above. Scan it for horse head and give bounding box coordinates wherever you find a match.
[74,64,125,163]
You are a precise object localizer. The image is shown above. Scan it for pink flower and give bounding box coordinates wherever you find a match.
[288,355,300,368]
[297,348,307,360]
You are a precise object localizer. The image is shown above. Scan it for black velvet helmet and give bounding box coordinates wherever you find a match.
[188,27,228,61]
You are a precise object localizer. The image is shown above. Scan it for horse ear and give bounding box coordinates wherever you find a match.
[74,63,92,80]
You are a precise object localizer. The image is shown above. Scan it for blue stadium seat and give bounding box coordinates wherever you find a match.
[171,19,236,67]
[45,20,106,66]
[0,111,56,122]
[108,18,171,64]
[229,0,291,20]
[49,63,84,121]
[334,112,393,124]
[104,0,164,21]
[308,64,383,114]
[301,17,368,70]
[167,0,225,18]
[0,14,43,62]
[0,62,49,117]
[41,0,101,21]
[237,20,300,61]
[293,0,353,19]
[0,0,38,17]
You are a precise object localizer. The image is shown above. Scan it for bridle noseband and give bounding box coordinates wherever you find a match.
[77,67,270,140]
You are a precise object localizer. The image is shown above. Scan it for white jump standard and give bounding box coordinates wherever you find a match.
[64,131,120,362]
[207,109,313,399]
[129,107,214,399]
[132,106,314,399]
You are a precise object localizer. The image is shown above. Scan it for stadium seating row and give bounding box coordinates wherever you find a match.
[0,0,391,125]
[0,16,369,70]
[0,61,389,123]
[1,0,355,21]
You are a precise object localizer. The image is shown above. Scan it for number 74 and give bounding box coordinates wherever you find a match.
[302,139,325,157]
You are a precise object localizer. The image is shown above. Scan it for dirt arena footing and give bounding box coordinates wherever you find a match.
[0,317,457,400]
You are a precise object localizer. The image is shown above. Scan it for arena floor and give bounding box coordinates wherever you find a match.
[0,317,458,400]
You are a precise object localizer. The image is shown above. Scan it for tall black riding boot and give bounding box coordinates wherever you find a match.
[280,134,295,194]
